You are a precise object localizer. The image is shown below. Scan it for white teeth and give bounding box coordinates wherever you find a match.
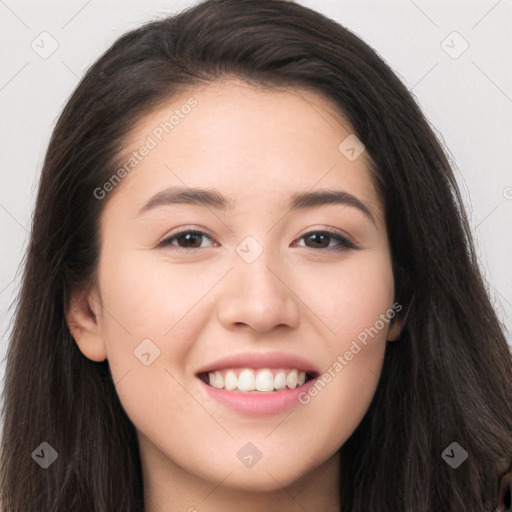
[255,369,274,392]
[215,371,224,389]
[206,368,309,392]
[224,370,238,391]
[286,369,298,389]
[274,371,287,390]
[238,369,256,391]
[208,372,220,389]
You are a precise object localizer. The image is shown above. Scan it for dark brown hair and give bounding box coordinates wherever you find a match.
[1,0,511,510]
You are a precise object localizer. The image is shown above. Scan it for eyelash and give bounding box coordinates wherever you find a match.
[157,228,358,252]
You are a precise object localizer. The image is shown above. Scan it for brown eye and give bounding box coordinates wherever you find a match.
[158,230,214,250]
[298,231,357,251]
[303,232,331,249]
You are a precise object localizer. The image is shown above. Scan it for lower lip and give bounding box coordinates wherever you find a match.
[198,378,317,417]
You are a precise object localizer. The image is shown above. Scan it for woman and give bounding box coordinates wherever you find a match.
[1,0,510,510]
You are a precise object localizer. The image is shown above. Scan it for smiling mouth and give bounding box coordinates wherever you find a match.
[197,368,318,393]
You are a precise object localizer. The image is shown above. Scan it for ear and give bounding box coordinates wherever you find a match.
[386,297,413,342]
[65,284,107,362]
[386,315,404,342]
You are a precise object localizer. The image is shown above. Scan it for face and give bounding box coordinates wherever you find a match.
[71,79,401,495]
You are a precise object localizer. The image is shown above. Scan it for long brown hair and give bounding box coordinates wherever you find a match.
[1,0,511,510]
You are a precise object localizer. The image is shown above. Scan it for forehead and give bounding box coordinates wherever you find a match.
[104,78,382,224]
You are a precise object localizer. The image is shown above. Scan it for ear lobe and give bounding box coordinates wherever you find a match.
[65,285,107,362]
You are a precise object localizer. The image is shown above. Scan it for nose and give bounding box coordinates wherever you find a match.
[216,251,301,334]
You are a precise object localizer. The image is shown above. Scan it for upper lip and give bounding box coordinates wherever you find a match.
[195,352,320,376]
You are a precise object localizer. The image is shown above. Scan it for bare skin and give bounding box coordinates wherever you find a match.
[67,78,402,511]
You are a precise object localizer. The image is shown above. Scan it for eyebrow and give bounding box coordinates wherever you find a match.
[137,186,234,215]
[289,189,375,224]
[137,186,375,224]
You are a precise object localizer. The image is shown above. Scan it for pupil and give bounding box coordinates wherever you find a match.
[309,233,327,248]
[180,233,201,248]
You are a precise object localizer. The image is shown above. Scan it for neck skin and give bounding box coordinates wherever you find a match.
[139,434,341,512]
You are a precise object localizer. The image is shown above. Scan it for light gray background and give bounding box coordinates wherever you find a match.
[1,0,511,405]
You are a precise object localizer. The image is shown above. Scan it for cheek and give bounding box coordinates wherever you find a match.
[97,248,222,338]
[95,250,223,387]
[95,251,210,438]
[289,251,394,438]
[294,250,395,338]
